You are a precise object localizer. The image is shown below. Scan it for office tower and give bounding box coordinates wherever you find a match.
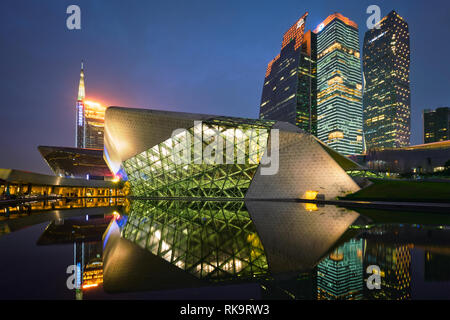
[260,13,318,135]
[364,241,411,300]
[316,239,364,300]
[315,13,363,155]
[75,62,106,149]
[363,10,411,150]
[423,107,450,143]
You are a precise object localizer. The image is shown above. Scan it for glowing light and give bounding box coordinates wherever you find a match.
[113,211,121,220]
[82,283,99,289]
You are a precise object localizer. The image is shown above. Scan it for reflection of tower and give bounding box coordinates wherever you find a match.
[73,240,104,300]
[317,239,364,300]
[364,241,411,300]
[424,251,450,282]
[76,61,86,148]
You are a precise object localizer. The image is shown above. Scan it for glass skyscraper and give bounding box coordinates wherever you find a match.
[260,13,318,135]
[363,11,411,150]
[316,13,363,156]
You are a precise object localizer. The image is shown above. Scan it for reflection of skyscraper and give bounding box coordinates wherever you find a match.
[37,215,112,299]
[315,13,363,155]
[363,11,411,150]
[364,241,411,300]
[259,13,318,135]
[424,251,450,282]
[317,239,364,300]
[75,62,106,149]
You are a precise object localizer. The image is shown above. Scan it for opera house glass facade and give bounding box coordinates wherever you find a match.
[104,107,360,200]
[122,118,272,198]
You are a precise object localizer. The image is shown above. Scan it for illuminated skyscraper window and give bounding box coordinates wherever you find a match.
[260,13,318,136]
[315,13,363,156]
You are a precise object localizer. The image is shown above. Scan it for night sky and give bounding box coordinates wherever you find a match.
[1,0,450,174]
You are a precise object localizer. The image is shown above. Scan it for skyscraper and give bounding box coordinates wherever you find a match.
[315,13,363,155]
[423,107,450,143]
[363,11,411,150]
[260,12,318,135]
[75,62,106,150]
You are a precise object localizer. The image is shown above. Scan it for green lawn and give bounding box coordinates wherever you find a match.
[342,179,450,202]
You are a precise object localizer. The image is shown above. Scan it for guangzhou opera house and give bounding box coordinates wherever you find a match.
[38,146,113,180]
[104,107,361,200]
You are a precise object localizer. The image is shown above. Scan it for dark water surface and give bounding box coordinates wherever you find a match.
[0,199,449,300]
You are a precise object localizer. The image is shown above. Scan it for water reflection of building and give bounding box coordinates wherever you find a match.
[75,241,104,290]
[364,241,411,300]
[121,201,269,280]
[37,214,114,299]
[317,239,364,300]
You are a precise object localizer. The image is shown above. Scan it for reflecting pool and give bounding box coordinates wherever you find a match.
[0,199,449,299]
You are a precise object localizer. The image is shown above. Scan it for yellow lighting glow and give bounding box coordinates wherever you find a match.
[304,203,318,212]
[303,190,319,200]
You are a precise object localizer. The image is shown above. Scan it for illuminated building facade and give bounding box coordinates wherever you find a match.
[260,13,318,136]
[104,107,361,200]
[423,107,450,143]
[317,239,364,300]
[75,62,106,149]
[315,13,363,155]
[363,11,411,150]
